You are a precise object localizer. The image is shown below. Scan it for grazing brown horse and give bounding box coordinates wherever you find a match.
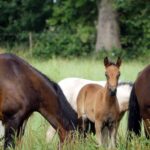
[77,57,122,148]
[0,53,77,149]
[127,64,150,138]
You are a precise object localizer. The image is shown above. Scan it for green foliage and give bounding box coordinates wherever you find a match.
[33,0,97,58]
[0,0,97,58]
[33,26,95,58]
[0,0,53,42]
[116,0,150,59]
[0,0,149,59]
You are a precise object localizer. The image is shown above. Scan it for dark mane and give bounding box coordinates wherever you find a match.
[109,62,116,66]
[52,83,78,129]
[118,82,133,87]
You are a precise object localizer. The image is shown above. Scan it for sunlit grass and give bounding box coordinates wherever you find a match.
[0,56,149,150]
[28,57,146,82]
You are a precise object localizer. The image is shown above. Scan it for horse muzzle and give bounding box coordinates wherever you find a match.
[109,87,117,96]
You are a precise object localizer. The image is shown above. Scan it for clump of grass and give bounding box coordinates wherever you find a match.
[1,111,150,150]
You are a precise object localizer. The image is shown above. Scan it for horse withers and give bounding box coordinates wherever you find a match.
[128,64,150,139]
[77,57,122,148]
[0,53,77,149]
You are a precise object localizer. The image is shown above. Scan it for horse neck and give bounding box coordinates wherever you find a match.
[38,81,77,131]
[104,82,116,105]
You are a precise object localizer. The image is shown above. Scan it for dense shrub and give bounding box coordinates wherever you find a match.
[33,26,95,58]
[116,0,150,59]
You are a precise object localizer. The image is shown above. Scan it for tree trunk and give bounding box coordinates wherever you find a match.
[95,0,121,52]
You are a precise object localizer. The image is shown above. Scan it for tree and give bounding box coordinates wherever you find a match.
[116,0,150,58]
[95,0,121,52]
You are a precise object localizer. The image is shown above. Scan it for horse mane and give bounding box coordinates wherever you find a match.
[52,83,78,130]
[108,62,116,66]
[10,53,77,130]
[118,82,133,87]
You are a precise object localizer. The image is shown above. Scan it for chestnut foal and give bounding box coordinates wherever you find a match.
[77,57,122,149]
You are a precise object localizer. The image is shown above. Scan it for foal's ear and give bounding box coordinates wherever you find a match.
[116,57,122,67]
[104,57,109,67]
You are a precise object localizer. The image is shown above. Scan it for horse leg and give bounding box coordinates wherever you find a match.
[95,121,103,146]
[77,104,86,134]
[77,117,83,131]
[86,120,95,134]
[4,116,22,150]
[3,108,28,150]
[101,126,109,148]
[144,119,150,139]
[57,126,68,143]
[77,116,87,138]
[109,122,118,149]
[82,117,88,137]
[46,126,57,142]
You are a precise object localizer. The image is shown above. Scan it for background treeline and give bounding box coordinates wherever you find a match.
[0,0,149,59]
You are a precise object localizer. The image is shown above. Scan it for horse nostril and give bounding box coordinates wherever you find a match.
[112,88,116,92]
[109,87,117,96]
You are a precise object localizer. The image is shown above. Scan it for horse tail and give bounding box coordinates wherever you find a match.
[127,84,141,137]
[53,82,77,130]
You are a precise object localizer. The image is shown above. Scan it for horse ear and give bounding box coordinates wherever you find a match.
[104,57,109,67]
[116,57,122,67]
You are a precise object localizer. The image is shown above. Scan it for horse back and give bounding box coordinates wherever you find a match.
[78,83,103,103]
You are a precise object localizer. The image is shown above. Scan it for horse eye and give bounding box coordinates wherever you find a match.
[105,73,109,78]
[117,73,120,78]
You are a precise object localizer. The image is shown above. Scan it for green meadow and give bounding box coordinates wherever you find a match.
[0,57,149,150]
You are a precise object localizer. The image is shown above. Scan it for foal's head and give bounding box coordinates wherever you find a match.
[104,57,122,96]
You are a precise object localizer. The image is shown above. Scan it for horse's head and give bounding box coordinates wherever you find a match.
[104,57,122,96]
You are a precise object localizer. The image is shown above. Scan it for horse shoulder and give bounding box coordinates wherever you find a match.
[94,89,105,119]
[96,87,104,102]
[113,98,120,120]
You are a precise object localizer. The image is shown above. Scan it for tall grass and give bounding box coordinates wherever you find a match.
[0,56,149,150]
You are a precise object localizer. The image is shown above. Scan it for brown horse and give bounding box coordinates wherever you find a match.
[77,57,122,148]
[127,64,150,138]
[0,53,77,149]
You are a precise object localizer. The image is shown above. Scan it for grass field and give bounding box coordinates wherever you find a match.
[0,56,150,150]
